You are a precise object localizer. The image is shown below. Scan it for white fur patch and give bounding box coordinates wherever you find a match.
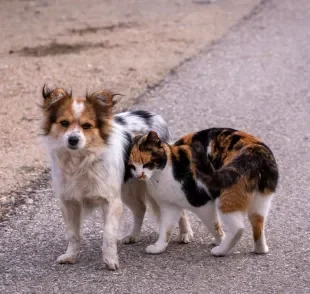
[72,100,85,119]
[207,144,212,155]
[132,163,153,180]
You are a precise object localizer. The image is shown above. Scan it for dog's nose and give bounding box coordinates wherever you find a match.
[68,136,79,146]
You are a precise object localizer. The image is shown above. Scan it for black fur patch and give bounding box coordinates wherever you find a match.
[151,150,167,170]
[130,110,153,127]
[115,115,126,125]
[174,138,185,146]
[220,129,236,137]
[192,129,213,146]
[131,110,153,119]
[190,128,238,170]
[256,141,274,155]
[228,134,243,150]
[257,159,279,193]
[192,128,236,147]
[143,162,155,169]
[192,129,222,169]
[123,132,133,183]
[171,148,215,207]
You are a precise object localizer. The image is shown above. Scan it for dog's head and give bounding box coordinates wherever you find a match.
[41,85,122,151]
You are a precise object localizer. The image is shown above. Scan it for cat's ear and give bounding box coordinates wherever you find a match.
[145,131,161,147]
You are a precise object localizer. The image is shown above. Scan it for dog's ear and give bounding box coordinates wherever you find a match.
[42,85,71,110]
[87,90,123,107]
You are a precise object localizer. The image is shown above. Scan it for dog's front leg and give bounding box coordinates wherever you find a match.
[57,199,81,264]
[101,197,123,270]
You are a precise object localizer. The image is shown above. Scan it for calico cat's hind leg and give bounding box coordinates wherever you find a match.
[249,193,273,254]
[211,188,249,256]
[145,204,182,254]
[211,210,245,256]
[195,201,224,246]
[178,210,194,244]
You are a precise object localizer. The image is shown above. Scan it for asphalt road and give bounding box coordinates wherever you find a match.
[1,0,309,293]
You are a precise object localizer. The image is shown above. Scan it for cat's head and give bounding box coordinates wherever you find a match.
[128,131,167,180]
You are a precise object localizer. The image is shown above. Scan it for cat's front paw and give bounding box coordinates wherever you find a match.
[56,253,79,264]
[145,243,167,254]
[179,231,194,244]
[211,246,227,257]
[120,234,141,244]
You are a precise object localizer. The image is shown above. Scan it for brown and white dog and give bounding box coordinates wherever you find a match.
[40,86,192,270]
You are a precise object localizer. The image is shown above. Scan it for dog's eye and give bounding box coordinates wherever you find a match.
[60,120,69,128]
[82,123,92,130]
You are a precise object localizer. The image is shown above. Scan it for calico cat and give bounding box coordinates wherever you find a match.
[127,128,278,256]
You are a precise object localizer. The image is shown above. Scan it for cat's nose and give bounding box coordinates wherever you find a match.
[137,172,146,179]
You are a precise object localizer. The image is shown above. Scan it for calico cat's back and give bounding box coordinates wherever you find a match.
[181,128,279,195]
[175,128,271,165]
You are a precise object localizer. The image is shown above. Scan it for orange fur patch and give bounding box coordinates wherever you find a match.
[249,213,264,241]
[129,145,152,165]
[177,133,194,145]
[219,178,250,213]
[215,222,224,238]
[213,130,261,166]
[170,146,180,161]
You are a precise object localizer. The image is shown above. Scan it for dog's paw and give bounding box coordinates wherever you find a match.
[179,231,194,244]
[56,253,79,264]
[120,234,141,244]
[145,243,167,254]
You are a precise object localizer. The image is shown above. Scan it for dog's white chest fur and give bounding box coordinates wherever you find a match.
[52,152,120,204]
[49,127,125,204]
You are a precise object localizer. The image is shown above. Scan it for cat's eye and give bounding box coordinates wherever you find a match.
[143,162,154,169]
[128,164,136,170]
[59,120,69,128]
[82,123,92,130]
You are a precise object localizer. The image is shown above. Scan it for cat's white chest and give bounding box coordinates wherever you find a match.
[146,166,191,208]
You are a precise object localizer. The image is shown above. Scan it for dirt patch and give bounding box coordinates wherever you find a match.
[69,22,138,36]
[10,41,118,57]
[0,0,262,220]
